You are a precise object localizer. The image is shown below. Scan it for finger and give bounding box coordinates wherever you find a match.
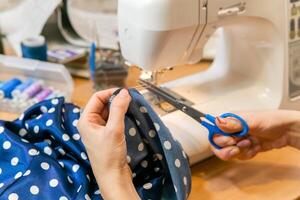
[213,135,237,147]
[216,116,243,134]
[236,139,252,148]
[106,89,131,134]
[211,146,240,161]
[82,88,117,118]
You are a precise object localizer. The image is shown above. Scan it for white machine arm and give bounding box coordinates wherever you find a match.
[118,0,247,70]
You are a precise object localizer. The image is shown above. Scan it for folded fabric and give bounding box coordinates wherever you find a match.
[0,89,191,200]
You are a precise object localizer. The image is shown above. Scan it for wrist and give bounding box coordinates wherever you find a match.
[95,166,140,200]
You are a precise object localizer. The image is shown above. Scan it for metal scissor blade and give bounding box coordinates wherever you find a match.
[139,79,206,123]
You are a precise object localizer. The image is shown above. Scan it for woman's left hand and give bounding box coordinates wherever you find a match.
[78,88,140,200]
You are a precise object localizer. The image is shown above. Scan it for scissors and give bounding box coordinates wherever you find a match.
[139,79,249,149]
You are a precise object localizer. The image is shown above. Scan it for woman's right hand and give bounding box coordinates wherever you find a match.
[212,110,300,160]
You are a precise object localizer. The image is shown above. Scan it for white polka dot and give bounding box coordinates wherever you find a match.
[73,108,80,113]
[44,146,52,155]
[154,167,160,172]
[41,162,50,170]
[49,179,58,187]
[94,190,100,195]
[0,126,4,134]
[59,196,68,200]
[127,155,131,163]
[46,119,53,127]
[138,143,144,151]
[40,106,48,113]
[36,115,42,119]
[11,157,19,166]
[84,194,91,200]
[3,141,11,149]
[72,134,81,140]
[48,107,55,113]
[77,185,82,193]
[156,154,163,161]
[21,138,29,143]
[81,152,87,160]
[0,183,4,188]
[72,164,80,172]
[183,176,187,186]
[136,120,141,126]
[0,168,2,174]
[132,172,136,178]
[18,128,27,137]
[19,114,24,121]
[129,128,136,136]
[154,123,160,131]
[85,194,91,200]
[141,160,148,168]
[148,130,156,138]
[182,150,187,159]
[23,170,31,176]
[8,193,18,200]
[58,148,66,155]
[143,183,152,190]
[14,172,22,179]
[59,161,64,168]
[51,98,59,105]
[33,125,39,134]
[30,185,39,195]
[67,176,73,184]
[72,120,78,127]
[62,134,70,141]
[175,159,181,168]
[28,149,39,156]
[163,141,172,150]
[140,106,147,113]
[25,123,29,129]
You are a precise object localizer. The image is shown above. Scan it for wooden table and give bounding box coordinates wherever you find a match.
[1,68,300,200]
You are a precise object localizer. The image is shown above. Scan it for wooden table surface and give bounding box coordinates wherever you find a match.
[1,66,300,200]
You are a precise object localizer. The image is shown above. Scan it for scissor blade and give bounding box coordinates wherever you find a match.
[139,79,205,123]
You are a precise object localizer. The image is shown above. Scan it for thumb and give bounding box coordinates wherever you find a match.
[215,116,243,134]
[106,89,131,133]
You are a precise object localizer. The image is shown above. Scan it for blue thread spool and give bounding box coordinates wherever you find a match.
[21,36,48,61]
[0,78,22,99]
[12,79,34,98]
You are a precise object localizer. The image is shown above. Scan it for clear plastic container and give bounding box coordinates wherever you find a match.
[0,55,74,113]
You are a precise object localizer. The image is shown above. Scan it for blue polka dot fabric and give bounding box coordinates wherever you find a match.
[0,89,191,200]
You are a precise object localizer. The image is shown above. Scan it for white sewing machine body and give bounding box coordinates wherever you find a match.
[118,0,300,164]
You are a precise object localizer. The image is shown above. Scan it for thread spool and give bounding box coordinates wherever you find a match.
[0,78,22,99]
[21,81,43,100]
[33,88,53,103]
[12,79,34,98]
[21,36,48,61]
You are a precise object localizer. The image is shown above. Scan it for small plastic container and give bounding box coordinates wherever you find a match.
[0,55,74,113]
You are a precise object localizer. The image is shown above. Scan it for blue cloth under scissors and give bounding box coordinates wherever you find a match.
[0,89,191,200]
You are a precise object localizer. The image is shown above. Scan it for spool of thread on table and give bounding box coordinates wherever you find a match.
[12,79,34,98]
[33,88,53,103]
[21,36,48,61]
[21,81,43,100]
[0,78,22,99]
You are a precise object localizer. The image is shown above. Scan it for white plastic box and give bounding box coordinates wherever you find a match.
[0,55,74,113]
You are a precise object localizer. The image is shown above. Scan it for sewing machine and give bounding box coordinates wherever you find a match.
[118,0,300,164]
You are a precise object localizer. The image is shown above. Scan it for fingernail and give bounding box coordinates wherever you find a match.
[216,117,227,124]
[119,89,129,97]
[229,148,240,157]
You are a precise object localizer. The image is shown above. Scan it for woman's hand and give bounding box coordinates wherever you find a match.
[212,110,300,160]
[78,88,140,200]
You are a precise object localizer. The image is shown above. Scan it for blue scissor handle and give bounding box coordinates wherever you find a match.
[200,113,249,150]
